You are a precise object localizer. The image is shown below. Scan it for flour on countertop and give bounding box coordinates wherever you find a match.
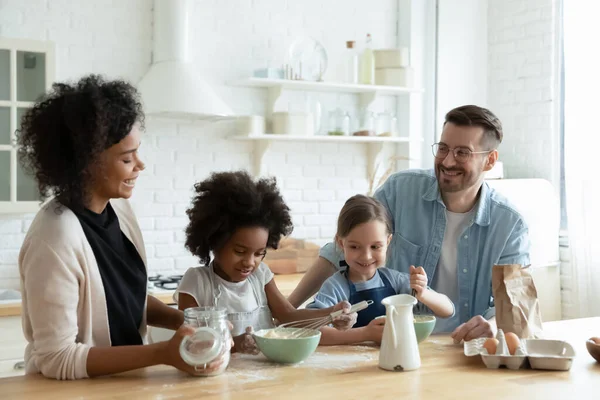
[224,353,281,383]
[222,345,378,382]
[292,348,377,369]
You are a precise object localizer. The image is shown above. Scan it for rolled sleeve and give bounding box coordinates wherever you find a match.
[306,275,347,309]
[318,242,345,272]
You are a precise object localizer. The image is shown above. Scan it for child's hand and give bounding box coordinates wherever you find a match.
[365,317,386,344]
[410,265,428,298]
[331,300,357,331]
[233,326,260,355]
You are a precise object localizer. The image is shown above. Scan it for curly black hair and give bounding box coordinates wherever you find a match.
[185,171,293,265]
[16,74,144,210]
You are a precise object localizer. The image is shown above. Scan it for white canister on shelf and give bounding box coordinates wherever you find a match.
[236,115,266,136]
[374,47,410,68]
[271,112,314,136]
[374,67,414,87]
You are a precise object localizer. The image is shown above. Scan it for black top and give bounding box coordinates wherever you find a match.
[74,203,147,346]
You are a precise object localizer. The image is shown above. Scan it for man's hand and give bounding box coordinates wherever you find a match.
[451,315,494,343]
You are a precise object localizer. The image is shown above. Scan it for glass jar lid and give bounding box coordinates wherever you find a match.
[180,327,223,367]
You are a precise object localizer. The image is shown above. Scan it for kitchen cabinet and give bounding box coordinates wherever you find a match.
[0,37,55,214]
[0,316,26,378]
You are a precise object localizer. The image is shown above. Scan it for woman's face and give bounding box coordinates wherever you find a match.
[88,125,145,206]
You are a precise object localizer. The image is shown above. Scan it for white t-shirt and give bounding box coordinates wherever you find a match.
[432,208,474,332]
[174,262,274,314]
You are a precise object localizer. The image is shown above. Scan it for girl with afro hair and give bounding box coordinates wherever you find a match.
[175,171,356,354]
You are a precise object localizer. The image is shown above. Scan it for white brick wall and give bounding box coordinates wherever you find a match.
[487,0,559,185]
[0,0,401,289]
[559,237,573,319]
[2,0,567,300]
[487,0,570,317]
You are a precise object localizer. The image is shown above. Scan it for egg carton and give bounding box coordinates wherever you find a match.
[464,329,575,371]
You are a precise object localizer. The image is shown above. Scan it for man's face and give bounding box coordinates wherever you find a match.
[434,122,496,194]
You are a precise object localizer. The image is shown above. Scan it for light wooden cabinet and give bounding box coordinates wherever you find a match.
[0,316,26,378]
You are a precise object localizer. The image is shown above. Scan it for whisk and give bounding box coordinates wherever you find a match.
[275,300,373,338]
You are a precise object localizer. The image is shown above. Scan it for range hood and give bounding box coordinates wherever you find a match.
[138,0,233,120]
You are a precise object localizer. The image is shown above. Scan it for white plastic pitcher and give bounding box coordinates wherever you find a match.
[379,294,421,371]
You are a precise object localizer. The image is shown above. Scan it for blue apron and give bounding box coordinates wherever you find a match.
[344,266,397,328]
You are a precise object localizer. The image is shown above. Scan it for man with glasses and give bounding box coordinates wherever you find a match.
[289,105,530,342]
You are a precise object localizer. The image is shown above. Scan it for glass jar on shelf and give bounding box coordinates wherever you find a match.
[390,113,398,136]
[327,108,350,136]
[353,110,375,136]
[179,307,232,376]
[376,111,398,137]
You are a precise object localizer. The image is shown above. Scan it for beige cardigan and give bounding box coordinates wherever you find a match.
[19,198,148,380]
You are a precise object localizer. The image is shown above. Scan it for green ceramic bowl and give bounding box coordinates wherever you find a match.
[413,315,436,343]
[253,328,321,364]
[375,314,437,343]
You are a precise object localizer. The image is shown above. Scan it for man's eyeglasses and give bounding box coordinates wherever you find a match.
[431,143,493,163]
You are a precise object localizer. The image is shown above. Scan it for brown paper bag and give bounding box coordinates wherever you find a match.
[492,264,543,339]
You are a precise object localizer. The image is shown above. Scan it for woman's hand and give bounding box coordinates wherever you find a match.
[232,327,260,355]
[331,300,357,331]
[160,324,234,376]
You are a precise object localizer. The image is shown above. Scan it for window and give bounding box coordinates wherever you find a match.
[558,2,568,233]
[0,38,55,213]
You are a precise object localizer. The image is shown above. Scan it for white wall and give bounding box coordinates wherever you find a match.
[487,0,571,318]
[436,0,560,187]
[0,0,413,289]
[487,0,560,187]
[0,0,567,304]
[436,0,566,317]
[436,0,488,136]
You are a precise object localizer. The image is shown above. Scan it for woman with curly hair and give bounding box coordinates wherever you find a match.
[17,75,205,380]
[175,171,356,355]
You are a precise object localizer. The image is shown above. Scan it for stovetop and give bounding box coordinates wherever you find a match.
[147,274,183,292]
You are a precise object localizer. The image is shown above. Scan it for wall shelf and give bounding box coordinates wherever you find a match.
[230,134,419,143]
[230,134,422,177]
[228,77,425,179]
[228,77,424,111]
[229,77,423,94]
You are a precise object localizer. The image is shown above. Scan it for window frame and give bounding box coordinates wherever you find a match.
[557,1,567,233]
[0,37,55,214]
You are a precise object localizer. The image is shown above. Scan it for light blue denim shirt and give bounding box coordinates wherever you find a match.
[319,169,530,333]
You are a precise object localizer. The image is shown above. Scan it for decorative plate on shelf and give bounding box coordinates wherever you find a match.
[288,36,328,82]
